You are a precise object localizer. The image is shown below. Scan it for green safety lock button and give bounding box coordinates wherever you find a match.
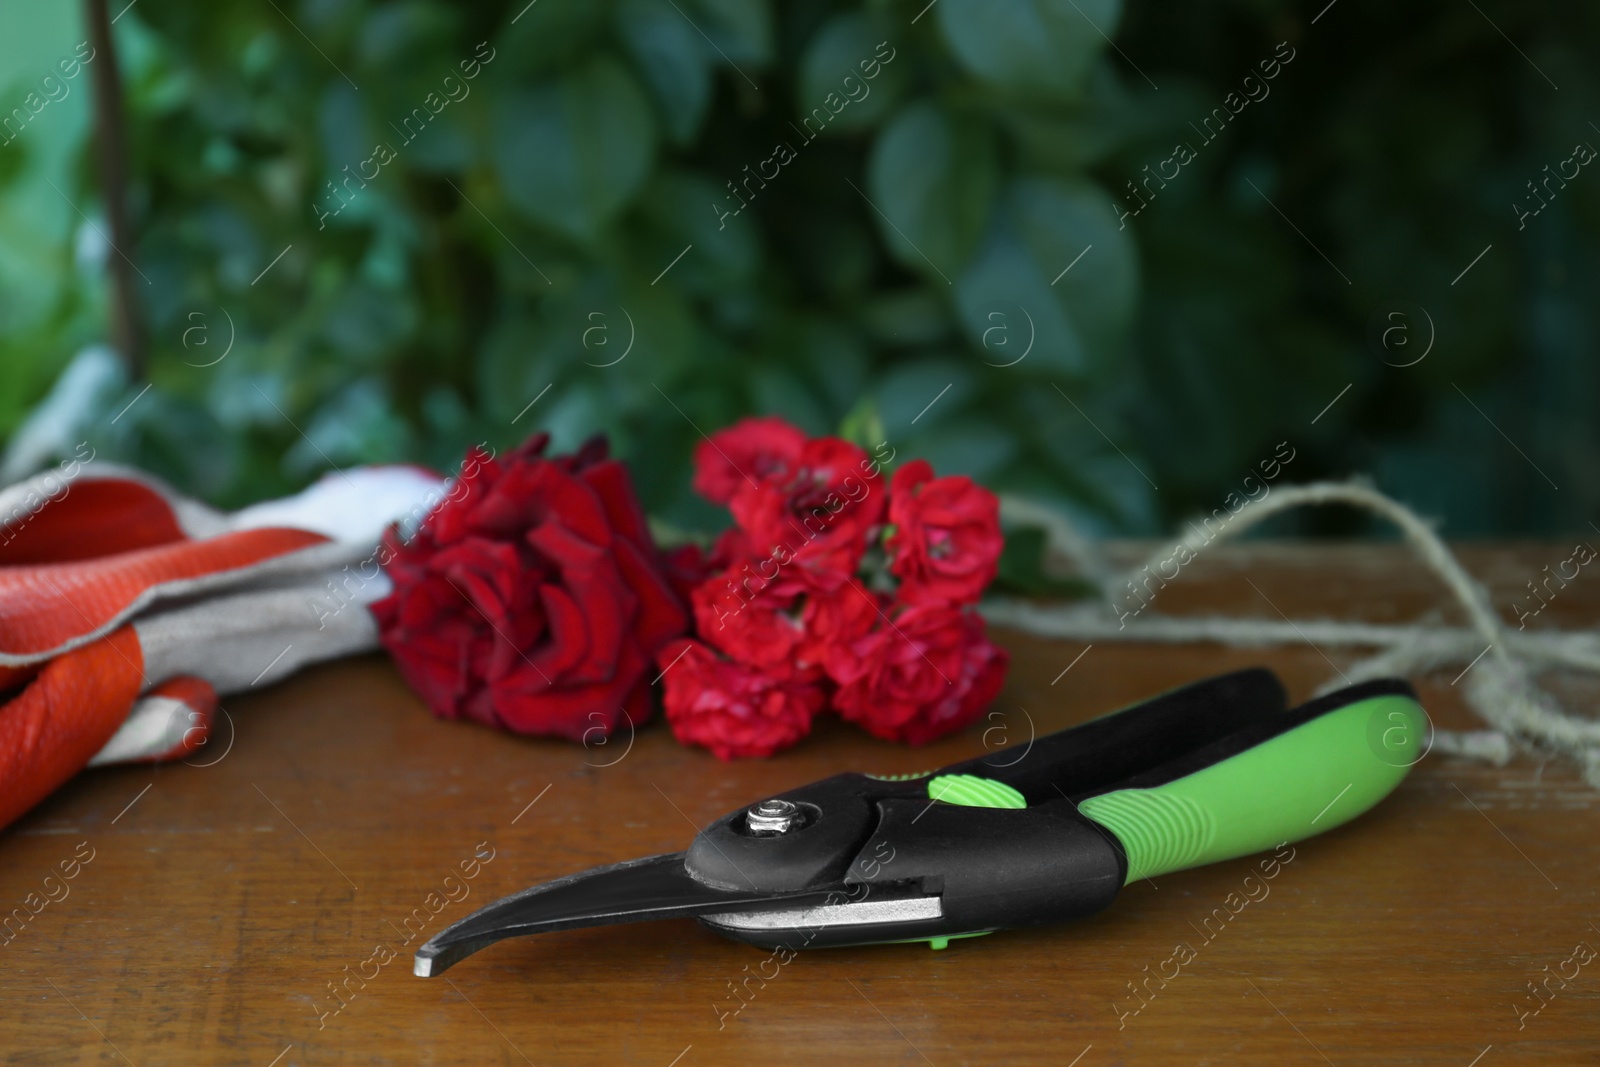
[925,773,1027,808]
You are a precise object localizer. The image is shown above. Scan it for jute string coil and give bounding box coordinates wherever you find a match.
[984,481,1600,786]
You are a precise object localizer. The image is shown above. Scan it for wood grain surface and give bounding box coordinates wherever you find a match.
[2,542,1596,1066]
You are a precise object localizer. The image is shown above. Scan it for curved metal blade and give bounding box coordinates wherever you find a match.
[414,852,828,976]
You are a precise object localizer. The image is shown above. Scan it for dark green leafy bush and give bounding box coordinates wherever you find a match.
[2,0,1596,537]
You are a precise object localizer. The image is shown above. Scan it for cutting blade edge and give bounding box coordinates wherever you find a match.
[414,852,828,976]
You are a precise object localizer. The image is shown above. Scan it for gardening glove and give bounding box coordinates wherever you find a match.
[0,461,444,830]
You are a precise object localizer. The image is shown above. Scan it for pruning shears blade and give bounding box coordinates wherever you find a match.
[414,852,827,976]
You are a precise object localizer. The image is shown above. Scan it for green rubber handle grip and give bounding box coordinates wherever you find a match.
[1077,692,1425,884]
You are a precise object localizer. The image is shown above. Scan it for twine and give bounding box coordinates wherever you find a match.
[985,481,1600,786]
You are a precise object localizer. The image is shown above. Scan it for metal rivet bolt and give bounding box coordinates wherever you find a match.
[746,798,800,835]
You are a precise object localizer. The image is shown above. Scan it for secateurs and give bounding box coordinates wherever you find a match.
[414,668,1426,975]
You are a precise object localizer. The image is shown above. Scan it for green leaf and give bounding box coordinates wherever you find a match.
[316,83,371,174]
[794,318,870,413]
[0,133,28,188]
[476,310,575,428]
[633,168,759,295]
[615,0,713,146]
[686,0,772,66]
[954,176,1136,375]
[492,0,610,79]
[1011,176,1138,354]
[906,418,1018,479]
[1021,385,1157,527]
[955,221,1084,374]
[936,0,1119,100]
[999,65,1163,173]
[98,386,241,502]
[540,382,603,453]
[873,355,975,431]
[355,4,459,68]
[994,525,1096,598]
[751,366,829,435]
[866,101,997,282]
[797,14,905,135]
[860,289,955,348]
[287,377,415,473]
[491,56,658,243]
[613,266,703,376]
[837,397,886,450]
[320,281,419,359]
[789,213,879,301]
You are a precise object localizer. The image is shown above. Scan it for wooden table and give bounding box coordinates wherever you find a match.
[3,543,1596,1065]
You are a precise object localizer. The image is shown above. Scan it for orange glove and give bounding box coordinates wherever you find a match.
[0,462,444,830]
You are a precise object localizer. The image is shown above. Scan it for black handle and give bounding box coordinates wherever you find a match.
[943,667,1289,802]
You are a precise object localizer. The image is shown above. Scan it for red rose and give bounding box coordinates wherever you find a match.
[657,639,825,759]
[796,575,882,669]
[708,525,755,567]
[690,569,818,683]
[659,525,756,605]
[372,433,687,741]
[903,615,1008,745]
[825,602,1009,745]
[885,459,1003,605]
[660,542,716,606]
[692,416,808,506]
[728,436,886,578]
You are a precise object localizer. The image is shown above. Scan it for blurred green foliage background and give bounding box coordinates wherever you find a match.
[1,0,1596,537]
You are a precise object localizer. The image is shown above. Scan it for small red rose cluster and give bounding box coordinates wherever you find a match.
[655,417,1009,759]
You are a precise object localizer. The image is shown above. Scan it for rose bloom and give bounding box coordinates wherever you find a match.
[824,602,1009,745]
[885,459,1003,605]
[689,570,818,683]
[660,542,717,607]
[372,433,686,741]
[795,575,882,670]
[656,639,825,759]
[726,436,885,579]
[691,416,808,506]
